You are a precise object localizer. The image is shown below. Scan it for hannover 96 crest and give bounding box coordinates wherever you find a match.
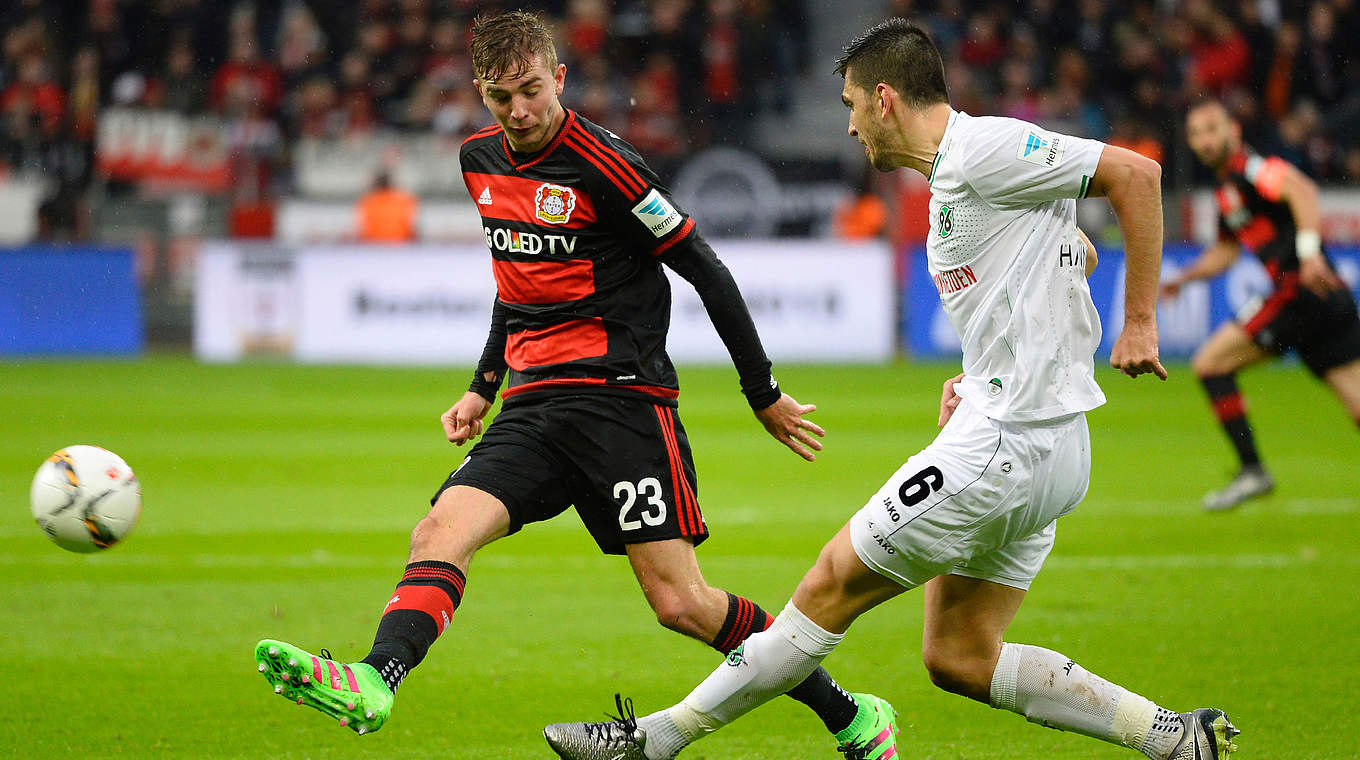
[535,183,577,225]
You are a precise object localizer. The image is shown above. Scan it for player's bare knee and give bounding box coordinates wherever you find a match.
[409,495,492,563]
[1190,350,1219,379]
[921,642,958,688]
[923,658,969,696]
[811,532,866,595]
[921,637,997,700]
[798,552,841,600]
[409,512,457,557]
[921,646,990,699]
[647,590,708,639]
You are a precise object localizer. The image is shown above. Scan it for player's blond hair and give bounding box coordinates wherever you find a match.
[471,10,558,83]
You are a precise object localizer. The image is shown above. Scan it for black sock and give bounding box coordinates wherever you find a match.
[1200,374,1262,468]
[360,560,465,692]
[710,592,859,734]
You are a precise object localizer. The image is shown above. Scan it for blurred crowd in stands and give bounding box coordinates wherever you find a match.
[1,0,1357,239]
[900,0,1360,185]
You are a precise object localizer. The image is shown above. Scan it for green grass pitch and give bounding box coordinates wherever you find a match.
[2,356,1357,759]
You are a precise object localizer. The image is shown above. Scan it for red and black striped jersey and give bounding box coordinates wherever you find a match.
[1215,149,1309,291]
[460,109,780,409]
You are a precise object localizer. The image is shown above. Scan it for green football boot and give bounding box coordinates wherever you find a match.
[254,639,393,735]
[834,693,899,760]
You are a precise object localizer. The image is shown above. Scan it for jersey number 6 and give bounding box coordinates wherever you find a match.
[615,477,667,531]
[898,466,945,507]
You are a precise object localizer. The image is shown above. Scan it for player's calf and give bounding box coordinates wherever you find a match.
[988,643,1239,759]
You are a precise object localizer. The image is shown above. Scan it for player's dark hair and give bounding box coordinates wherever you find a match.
[834,18,948,109]
[471,10,558,83]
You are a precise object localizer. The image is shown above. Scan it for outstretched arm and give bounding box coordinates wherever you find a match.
[1160,240,1241,300]
[593,129,825,459]
[1088,144,1168,380]
[1274,161,1344,296]
[663,236,825,460]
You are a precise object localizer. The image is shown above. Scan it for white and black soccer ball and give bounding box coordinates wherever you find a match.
[30,446,141,553]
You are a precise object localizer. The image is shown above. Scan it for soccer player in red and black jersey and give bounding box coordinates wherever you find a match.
[255,10,898,756]
[1162,99,1360,511]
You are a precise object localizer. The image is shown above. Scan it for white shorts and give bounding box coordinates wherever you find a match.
[849,398,1090,590]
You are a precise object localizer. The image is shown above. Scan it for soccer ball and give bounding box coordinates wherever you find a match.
[30,446,141,553]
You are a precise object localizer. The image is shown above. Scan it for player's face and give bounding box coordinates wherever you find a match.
[841,80,895,172]
[477,55,566,153]
[1186,104,1238,171]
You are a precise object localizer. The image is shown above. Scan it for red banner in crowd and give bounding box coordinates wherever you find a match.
[95,108,231,192]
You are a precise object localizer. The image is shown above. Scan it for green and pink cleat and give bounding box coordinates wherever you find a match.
[254,639,393,735]
[835,693,899,760]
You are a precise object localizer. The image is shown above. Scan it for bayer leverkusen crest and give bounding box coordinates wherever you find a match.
[534,183,576,225]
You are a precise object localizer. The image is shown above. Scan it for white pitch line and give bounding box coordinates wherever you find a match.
[0,550,1346,572]
[1,498,1352,540]
[1075,497,1359,516]
[1044,553,1309,571]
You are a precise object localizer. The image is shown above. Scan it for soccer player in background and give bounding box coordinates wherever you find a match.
[254,11,898,756]
[1162,99,1360,511]
[543,19,1238,760]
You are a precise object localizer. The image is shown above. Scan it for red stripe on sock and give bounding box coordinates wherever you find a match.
[385,584,456,635]
[719,597,755,653]
[718,603,741,653]
[418,569,464,589]
[1212,392,1246,422]
[737,599,755,648]
[403,566,466,596]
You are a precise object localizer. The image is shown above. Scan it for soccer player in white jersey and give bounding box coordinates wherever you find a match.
[542,18,1239,760]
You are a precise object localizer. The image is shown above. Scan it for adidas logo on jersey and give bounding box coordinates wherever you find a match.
[477,186,493,205]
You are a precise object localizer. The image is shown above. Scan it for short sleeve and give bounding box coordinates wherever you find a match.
[1243,155,1287,202]
[959,118,1105,209]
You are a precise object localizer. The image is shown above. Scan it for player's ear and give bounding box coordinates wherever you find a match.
[874,83,896,119]
[473,79,484,97]
[554,63,566,95]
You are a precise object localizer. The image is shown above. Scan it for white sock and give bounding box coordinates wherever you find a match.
[637,601,844,759]
[990,643,1184,759]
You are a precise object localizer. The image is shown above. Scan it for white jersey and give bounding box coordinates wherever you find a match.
[926,110,1107,422]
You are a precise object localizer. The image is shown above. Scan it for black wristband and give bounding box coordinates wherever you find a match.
[468,371,501,403]
[742,376,782,410]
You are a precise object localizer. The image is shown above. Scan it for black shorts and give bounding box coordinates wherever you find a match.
[433,394,707,555]
[1240,285,1360,377]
